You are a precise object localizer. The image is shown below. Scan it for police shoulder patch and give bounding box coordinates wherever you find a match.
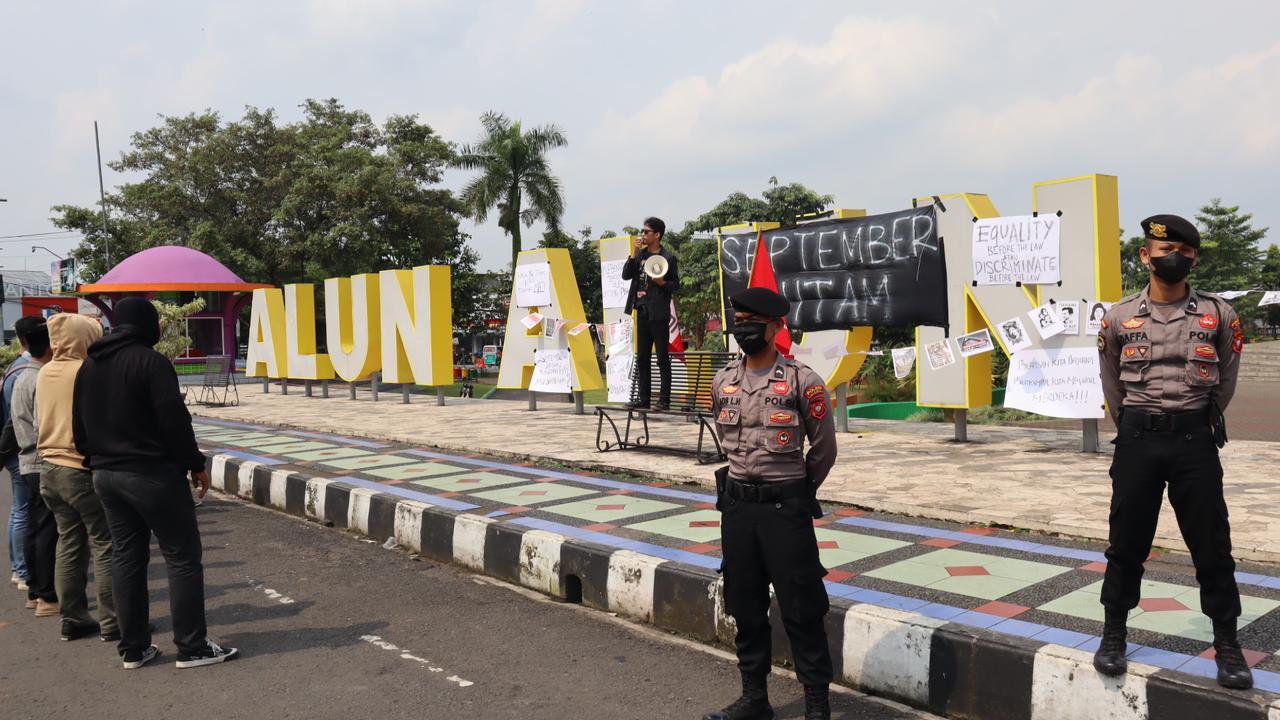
[803,384,824,400]
[1230,318,1242,331]
[810,401,828,420]
[1097,333,1106,352]
[772,381,790,395]
[1233,335,1244,354]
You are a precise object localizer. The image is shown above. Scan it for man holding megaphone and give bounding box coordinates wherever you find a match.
[622,217,680,411]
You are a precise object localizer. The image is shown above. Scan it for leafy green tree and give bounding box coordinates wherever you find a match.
[51,99,479,327]
[539,226,602,321]
[1260,244,1280,330]
[454,112,567,267]
[1194,199,1266,294]
[154,298,207,361]
[1119,233,1148,295]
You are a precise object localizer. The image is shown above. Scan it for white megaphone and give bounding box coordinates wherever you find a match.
[643,254,669,279]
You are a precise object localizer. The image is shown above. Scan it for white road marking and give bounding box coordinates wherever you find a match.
[248,581,297,605]
[359,635,474,688]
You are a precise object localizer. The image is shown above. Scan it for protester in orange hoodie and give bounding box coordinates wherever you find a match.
[36,313,115,642]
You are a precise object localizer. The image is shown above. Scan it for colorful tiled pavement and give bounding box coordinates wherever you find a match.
[195,417,1280,690]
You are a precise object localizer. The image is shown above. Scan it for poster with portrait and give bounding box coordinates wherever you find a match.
[925,339,957,370]
[1029,302,1065,340]
[996,317,1033,352]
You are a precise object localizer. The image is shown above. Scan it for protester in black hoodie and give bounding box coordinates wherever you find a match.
[73,297,238,670]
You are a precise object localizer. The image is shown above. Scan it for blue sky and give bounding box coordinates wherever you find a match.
[2,1,1277,273]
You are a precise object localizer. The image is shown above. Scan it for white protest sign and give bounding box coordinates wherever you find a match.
[1028,302,1065,340]
[514,263,552,307]
[1004,347,1105,419]
[892,347,916,379]
[601,259,630,310]
[528,348,573,394]
[972,214,1062,285]
[1260,291,1280,307]
[567,322,589,337]
[1218,290,1251,300]
[609,316,633,346]
[606,352,634,403]
[925,339,956,370]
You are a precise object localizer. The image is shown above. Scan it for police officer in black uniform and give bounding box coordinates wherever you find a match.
[704,288,838,720]
[1093,214,1251,689]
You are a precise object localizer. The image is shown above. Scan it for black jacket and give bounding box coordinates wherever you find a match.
[72,330,206,475]
[622,246,680,318]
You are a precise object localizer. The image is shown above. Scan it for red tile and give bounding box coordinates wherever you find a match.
[1079,561,1108,573]
[816,541,840,550]
[824,569,857,583]
[834,508,864,517]
[500,506,532,514]
[607,489,635,495]
[690,520,720,528]
[582,523,617,532]
[382,479,405,485]
[519,490,549,497]
[694,502,716,510]
[680,543,720,554]
[595,504,627,511]
[457,479,481,485]
[945,566,990,577]
[533,477,560,483]
[1146,550,1163,560]
[812,518,834,526]
[1199,646,1268,668]
[1137,597,1189,613]
[922,538,962,548]
[973,601,1030,619]
[961,527,998,536]
[437,491,463,498]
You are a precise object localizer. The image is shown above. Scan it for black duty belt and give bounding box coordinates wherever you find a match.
[1119,408,1210,433]
[724,477,809,503]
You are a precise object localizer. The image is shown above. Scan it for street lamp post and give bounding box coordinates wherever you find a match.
[31,246,65,261]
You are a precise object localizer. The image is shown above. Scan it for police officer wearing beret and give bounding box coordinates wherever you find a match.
[704,288,838,720]
[1094,214,1251,689]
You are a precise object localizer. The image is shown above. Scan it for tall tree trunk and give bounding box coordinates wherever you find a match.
[509,186,523,268]
[511,222,521,268]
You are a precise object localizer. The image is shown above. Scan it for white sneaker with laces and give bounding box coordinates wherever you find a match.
[122,644,161,670]
[175,639,240,668]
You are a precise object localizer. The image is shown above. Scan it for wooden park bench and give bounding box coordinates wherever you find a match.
[196,355,239,407]
[595,351,735,464]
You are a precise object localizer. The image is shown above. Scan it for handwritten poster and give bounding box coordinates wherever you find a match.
[606,351,634,403]
[529,348,572,394]
[972,214,1062,285]
[1260,291,1280,307]
[515,263,552,308]
[601,260,630,310]
[1005,347,1105,419]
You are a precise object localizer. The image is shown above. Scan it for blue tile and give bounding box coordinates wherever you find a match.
[1175,656,1219,679]
[1031,627,1094,648]
[282,429,389,448]
[1127,645,1191,670]
[214,449,286,466]
[1234,571,1279,588]
[1078,637,1140,656]
[849,589,897,605]
[1252,669,1280,694]
[876,595,931,613]
[1051,547,1107,562]
[824,582,861,599]
[992,619,1052,639]
[332,475,479,511]
[949,611,1003,629]
[916,603,967,621]
[485,510,508,518]
[506,517,720,569]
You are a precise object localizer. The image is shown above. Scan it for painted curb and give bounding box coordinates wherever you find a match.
[207,452,1280,720]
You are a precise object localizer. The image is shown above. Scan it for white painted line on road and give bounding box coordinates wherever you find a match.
[249,581,297,605]
[358,634,474,688]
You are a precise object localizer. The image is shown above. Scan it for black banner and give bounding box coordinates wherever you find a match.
[719,206,948,331]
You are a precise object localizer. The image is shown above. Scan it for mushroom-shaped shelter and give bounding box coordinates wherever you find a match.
[79,246,271,361]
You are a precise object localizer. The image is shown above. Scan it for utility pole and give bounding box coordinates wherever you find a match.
[94,121,110,266]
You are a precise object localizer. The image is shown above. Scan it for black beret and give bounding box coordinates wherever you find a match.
[730,287,790,318]
[1141,214,1200,249]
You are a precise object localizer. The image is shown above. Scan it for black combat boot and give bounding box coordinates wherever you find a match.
[702,674,773,720]
[1213,619,1254,690]
[1092,609,1128,676]
[803,684,830,720]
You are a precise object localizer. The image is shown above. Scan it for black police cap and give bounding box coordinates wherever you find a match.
[1141,214,1200,249]
[729,287,790,318]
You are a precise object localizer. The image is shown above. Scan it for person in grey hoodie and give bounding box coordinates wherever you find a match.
[10,319,58,617]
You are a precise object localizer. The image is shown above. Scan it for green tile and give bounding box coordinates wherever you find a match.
[543,496,681,523]
[627,510,723,542]
[320,454,420,471]
[814,529,911,568]
[289,447,373,462]
[864,561,951,587]
[1040,580,1280,641]
[862,548,1069,600]
[217,432,291,445]
[411,471,530,492]
[364,462,470,481]
[259,441,338,456]
[930,574,1034,601]
[470,482,596,506]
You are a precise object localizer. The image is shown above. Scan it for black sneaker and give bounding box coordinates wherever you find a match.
[175,639,240,668]
[122,644,161,670]
[61,619,101,642]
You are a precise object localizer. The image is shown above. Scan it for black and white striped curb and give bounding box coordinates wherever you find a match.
[209,452,1280,720]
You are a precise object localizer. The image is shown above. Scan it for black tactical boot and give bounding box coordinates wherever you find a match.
[803,684,831,720]
[1092,609,1128,676]
[1213,619,1254,690]
[702,674,773,720]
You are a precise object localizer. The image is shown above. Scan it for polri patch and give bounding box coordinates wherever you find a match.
[803,385,824,400]
[810,401,828,420]
[717,408,739,424]
[1121,318,1145,330]
[1230,318,1242,331]
[721,384,739,395]
[1097,333,1106,352]
[772,381,790,395]
[769,411,794,424]
[1194,344,1216,359]
[1200,314,1218,329]
[774,430,793,445]
[1233,336,1244,353]
[1101,319,1109,330]
[1198,363,1212,379]
[1123,346,1137,358]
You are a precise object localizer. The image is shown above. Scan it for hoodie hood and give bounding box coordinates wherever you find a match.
[114,297,162,347]
[48,313,103,361]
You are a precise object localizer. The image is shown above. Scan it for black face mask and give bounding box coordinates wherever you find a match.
[732,322,772,356]
[1149,252,1194,284]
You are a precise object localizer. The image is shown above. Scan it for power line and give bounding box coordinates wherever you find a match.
[0,230,81,240]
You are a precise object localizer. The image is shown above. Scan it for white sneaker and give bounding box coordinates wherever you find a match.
[16,580,28,591]
[9,574,19,586]
[175,639,240,668]
[122,644,161,670]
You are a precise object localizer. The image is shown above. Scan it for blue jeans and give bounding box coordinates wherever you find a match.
[7,460,28,580]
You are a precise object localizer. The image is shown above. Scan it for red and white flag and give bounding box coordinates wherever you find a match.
[747,231,793,356]
[668,300,685,352]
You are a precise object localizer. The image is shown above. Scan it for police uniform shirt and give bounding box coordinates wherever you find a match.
[711,355,837,486]
[1098,286,1242,420]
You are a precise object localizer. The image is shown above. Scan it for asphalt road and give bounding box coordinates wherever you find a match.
[0,482,938,720]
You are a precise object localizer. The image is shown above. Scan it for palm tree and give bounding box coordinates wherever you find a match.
[454,112,567,267]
